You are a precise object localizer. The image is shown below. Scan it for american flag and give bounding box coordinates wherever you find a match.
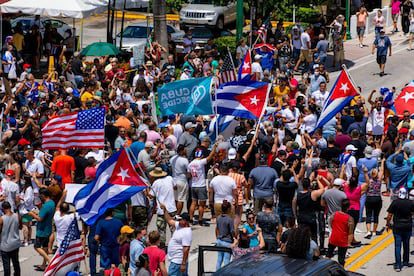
[44,218,85,276]
[257,20,269,42]
[42,107,105,149]
[218,51,237,85]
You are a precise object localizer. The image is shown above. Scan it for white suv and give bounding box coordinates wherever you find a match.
[179,0,236,29]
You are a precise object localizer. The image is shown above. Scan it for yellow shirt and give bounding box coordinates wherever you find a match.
[273,85,290,107]
[13,33,24,52]
[81,91,94,103]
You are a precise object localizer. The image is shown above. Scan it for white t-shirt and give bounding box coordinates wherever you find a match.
[280,107,299,131]
[131,191,147,207]
[20,186,35,212]
[209,175,236,203]
[0,179,19,210]
[24,159,44,193]
[345,155,357,180]
[370,107,385,136]
[302,114,317,133]
[150,176,177,215]
[170,155,189,182]
[171,124,184,140]
[312,90,329,108]
[300,32,311,50]
[167,221,192,265]
[188,158,207,188]
[54,212,77,246]
[251,62,263,80]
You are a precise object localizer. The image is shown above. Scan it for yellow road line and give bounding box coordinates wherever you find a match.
[345,230,392,267]
[347,235,394,272]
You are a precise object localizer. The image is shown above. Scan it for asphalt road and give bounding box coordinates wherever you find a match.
[3,16,414,276]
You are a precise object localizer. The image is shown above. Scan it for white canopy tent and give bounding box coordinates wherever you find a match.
[0,0,106,48]
[0,0,105,18]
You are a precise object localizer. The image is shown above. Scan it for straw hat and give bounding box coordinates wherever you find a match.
[149,167,167,178]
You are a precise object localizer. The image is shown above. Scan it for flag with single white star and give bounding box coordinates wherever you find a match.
[44,218,84,276]
[74,149,148,225]
[238,49,252,81]
[395,81,414,115]
[314,69,359,132]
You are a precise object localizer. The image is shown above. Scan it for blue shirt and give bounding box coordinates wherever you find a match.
[243,224,259,248]
[95,217,123,247]
[129,141,145,163]
[374,36,391,56]
[357,157,378,184]
[310,74,326,93]
[249,166,278,198]
[386,153,411,190]
[129,239,145,275]
[37,199,55,238]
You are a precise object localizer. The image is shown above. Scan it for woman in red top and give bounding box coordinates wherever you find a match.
[327,199,354,266]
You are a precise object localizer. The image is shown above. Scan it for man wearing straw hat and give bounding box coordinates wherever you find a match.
[149,167,177,247]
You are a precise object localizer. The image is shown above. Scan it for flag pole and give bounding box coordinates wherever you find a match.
[212,79,219,141]
[227,47,238,79]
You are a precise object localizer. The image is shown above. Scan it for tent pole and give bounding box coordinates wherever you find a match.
[119,0,126,49]
[110,0,116,44]
[80,18,84,49]
[106,0,111,42]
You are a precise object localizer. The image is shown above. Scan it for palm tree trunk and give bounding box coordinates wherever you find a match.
[153,0,169,59]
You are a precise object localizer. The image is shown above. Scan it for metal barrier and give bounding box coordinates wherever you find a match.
[350,7,392,39]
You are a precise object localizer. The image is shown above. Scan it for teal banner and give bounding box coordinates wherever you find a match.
[158,77,214,116]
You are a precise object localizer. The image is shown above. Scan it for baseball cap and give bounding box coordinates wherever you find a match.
[409,189,414,200]
[345,144,358,151]
[185,122,197,130]
[176,212,190,222]
[23,63,31,70]
[398,187,407,199]
[53,174,62,183]
[145,141,155,148]
[333,178,345,186]
[254,54,263,60]
[228,148,237,160]
[5,169,14,176]
[289,99,297,107]
[120,225,135,234]
[364,146,373,158]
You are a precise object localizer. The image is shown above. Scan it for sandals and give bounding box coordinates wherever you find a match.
[34,265,46,271]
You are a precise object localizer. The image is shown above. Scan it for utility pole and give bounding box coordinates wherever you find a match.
[236,0,244,42]
[345,0,351,39]
[153,0,169,59]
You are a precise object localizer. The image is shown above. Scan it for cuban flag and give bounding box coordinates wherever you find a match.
[394,81,414,115]
[314,69,358,131]
[254,43,276,71]
[380,87,395,111]
[238,50,252,81]
[207,115,239,142]
[74,149,148,225]
[215,80,270,119]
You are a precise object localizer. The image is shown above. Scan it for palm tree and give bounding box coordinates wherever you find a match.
[153,0,169,58]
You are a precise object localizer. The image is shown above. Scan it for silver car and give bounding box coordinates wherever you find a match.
[11,17,73,37]
[115,22,185,52]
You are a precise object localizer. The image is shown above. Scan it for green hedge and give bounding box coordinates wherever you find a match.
[214,36,237,57]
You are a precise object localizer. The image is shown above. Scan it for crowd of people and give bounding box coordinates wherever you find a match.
[0,3,414,276]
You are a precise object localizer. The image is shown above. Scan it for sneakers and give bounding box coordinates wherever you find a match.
[364,233,372,239]
[394,264,402,272]
[376,227,385,236]
[359,44,363,48]
[355,228,365,234]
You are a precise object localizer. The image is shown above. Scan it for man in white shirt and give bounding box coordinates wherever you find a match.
[280,99,300,136]
[149,167,177,246]
[0,170,19,211]
[160,205,192,276]
[252,54,264,81]
[187,143,217,226]
[344,145,358,180]
[170,145,190,215]
[311,82,329,108]
[24,149,44,204]
[209,164,237,217]
[294,26,312,71]
[369,100,386,137]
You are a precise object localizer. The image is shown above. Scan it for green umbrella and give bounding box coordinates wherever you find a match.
[80,42,120,57]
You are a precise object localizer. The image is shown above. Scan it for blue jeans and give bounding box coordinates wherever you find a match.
[100,245,120,269]
[216,239,232,270]
[278,206,293,226]
[168,262,188,276]
[359,193,367,222]
[393,230,411,268]
[88,238,99,275]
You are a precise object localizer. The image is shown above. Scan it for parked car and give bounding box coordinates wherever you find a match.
[115,22,185,52]
[198,246,365,276]
[179,0,236,30]
[11,17,72,37]
[175,26,233,53]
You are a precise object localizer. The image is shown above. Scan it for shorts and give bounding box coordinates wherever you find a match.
[191,186,208,201]
[376,55,387,65]
[214,202,234,218]
[299,49,312,63]
[174,180,189,202]
[392,13,399,22]
[22,214,33,223]
[34,236,49,248]
[357,26,365,37]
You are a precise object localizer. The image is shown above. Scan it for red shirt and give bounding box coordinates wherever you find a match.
[142,245,166,275]
[51,155,75,186]
[329,211,350,247]
[105,68,126,83]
